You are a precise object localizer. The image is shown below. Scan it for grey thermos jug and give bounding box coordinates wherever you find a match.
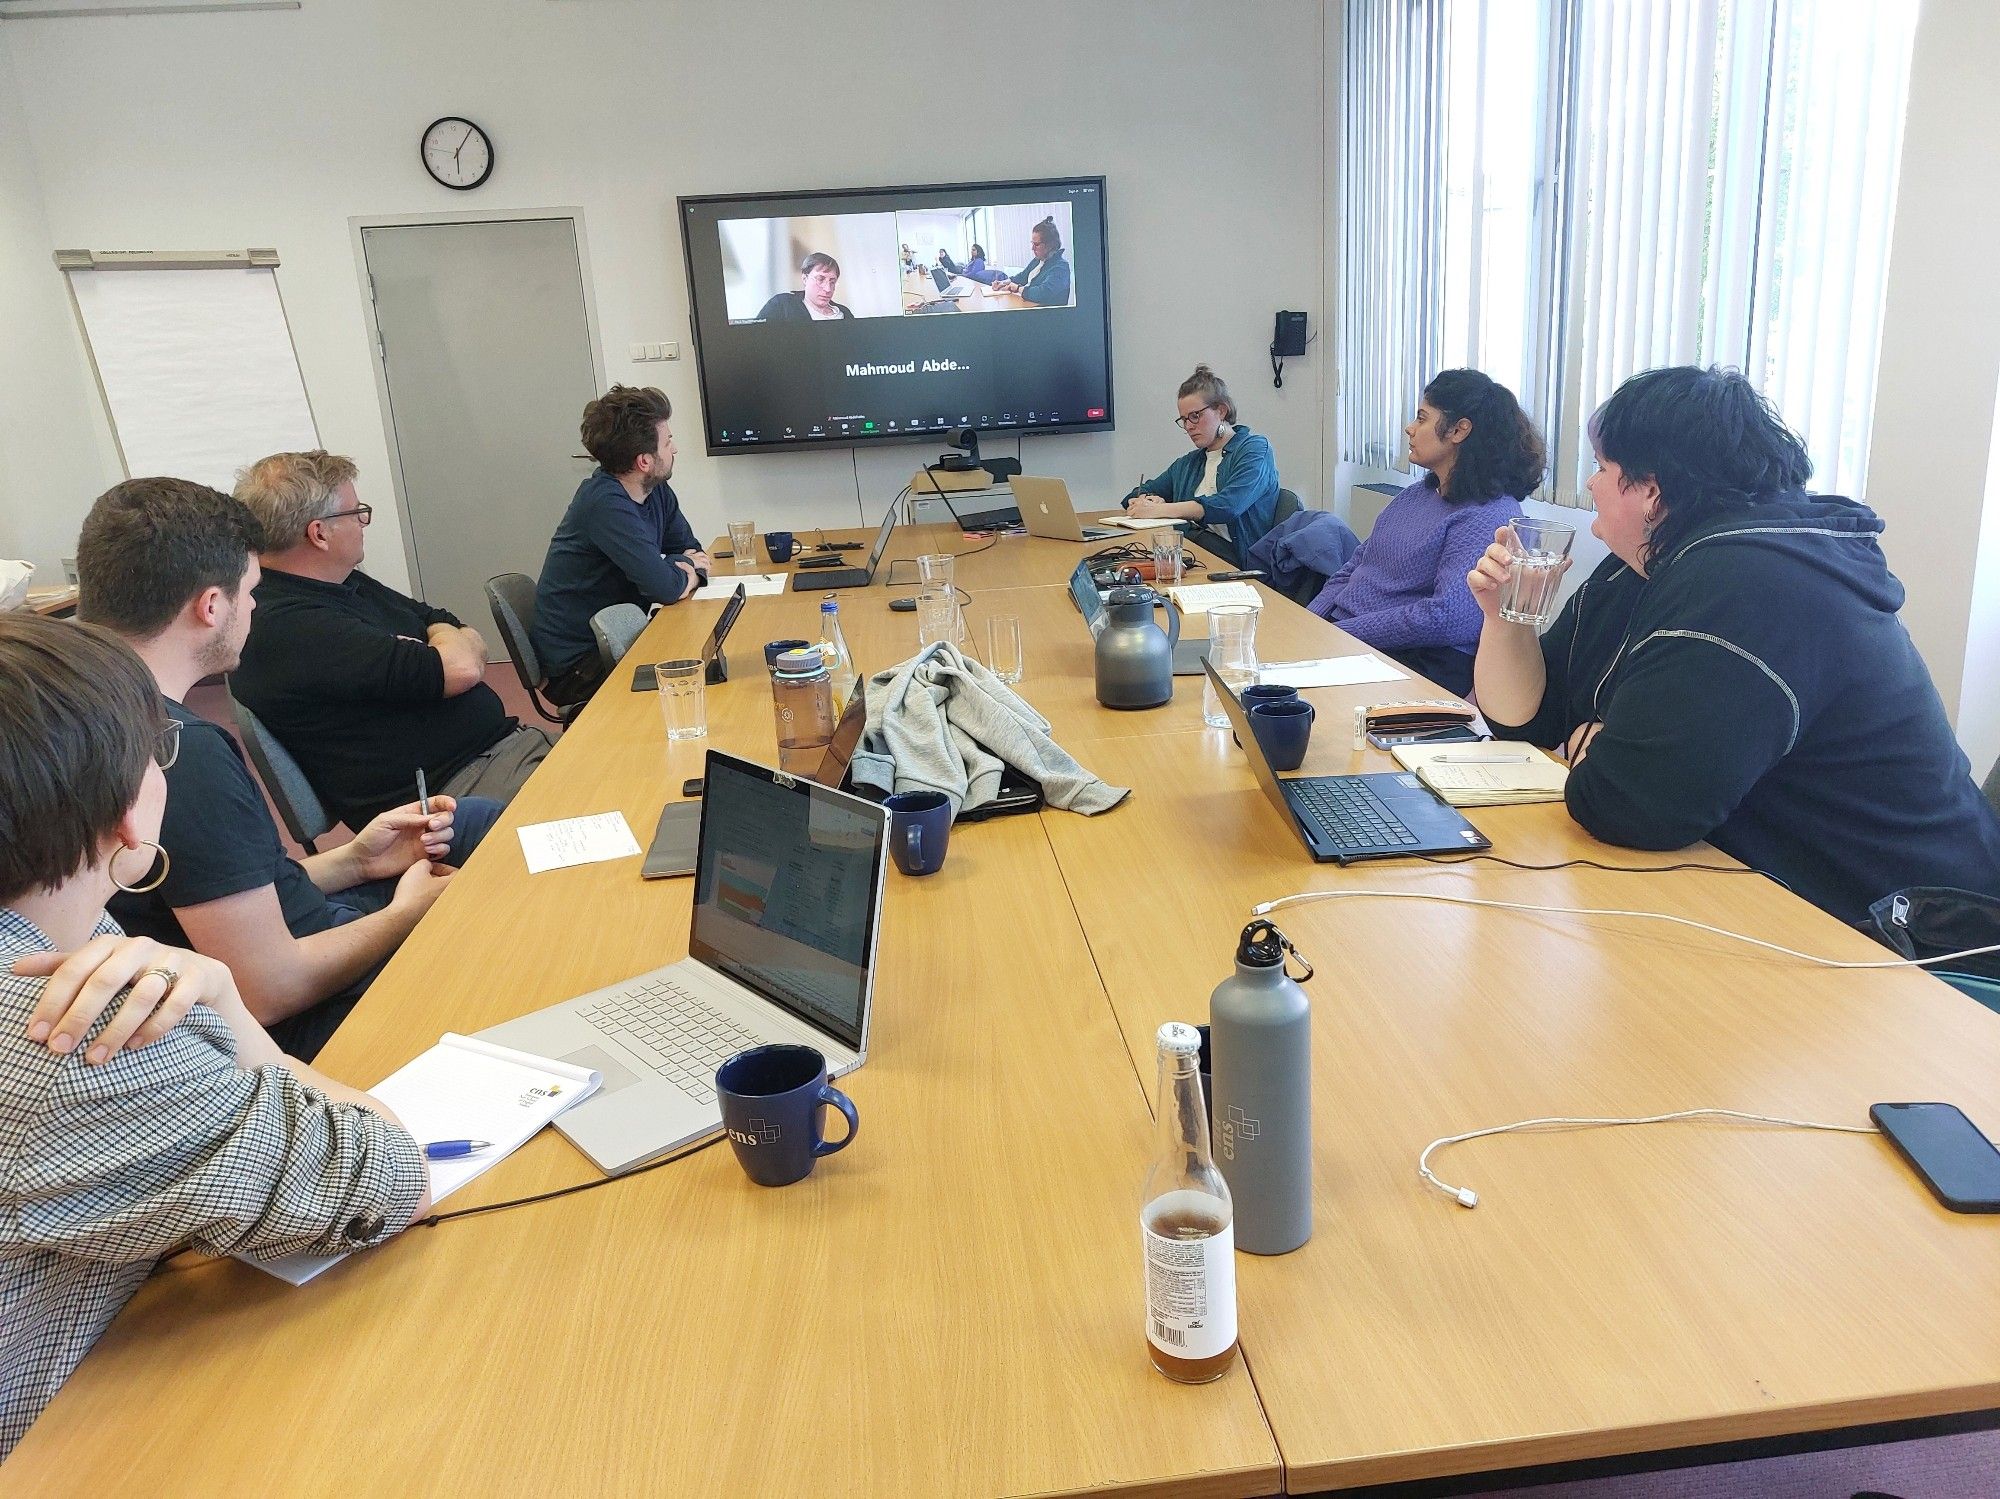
[1209,920,1313,1254]
[1093,585,1179,708]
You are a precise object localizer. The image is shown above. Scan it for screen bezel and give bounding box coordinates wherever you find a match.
[689,748,888,1054]
[678,175,1115,457]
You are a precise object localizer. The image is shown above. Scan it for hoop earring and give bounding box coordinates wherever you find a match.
[110,841,170,895]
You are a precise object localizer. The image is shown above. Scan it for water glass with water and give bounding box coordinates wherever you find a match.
[917,553,965,641]
[1202,604,1259,728]
[917,585,958,647]
[728,520,757,570]
[1498,518,1575,627]
[656,658,707,740]
[984,614,1025,684]
[1150,536,1184,588]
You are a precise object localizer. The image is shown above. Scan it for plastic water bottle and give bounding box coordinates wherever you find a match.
[819,595,857,717]
[1208,921,1313,1254]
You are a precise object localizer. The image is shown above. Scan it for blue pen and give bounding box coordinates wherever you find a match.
[422,1139,493,1160]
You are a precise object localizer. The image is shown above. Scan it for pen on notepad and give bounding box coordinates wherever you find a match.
[422,1139,492,1161]
[416,768,430,816]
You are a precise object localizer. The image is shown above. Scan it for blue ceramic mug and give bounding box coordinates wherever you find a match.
[715,1043,859,1188]
[1247,698,1316,771]
[1240,683,1299,711]
[884,789,952,876]
[767,530,797,563]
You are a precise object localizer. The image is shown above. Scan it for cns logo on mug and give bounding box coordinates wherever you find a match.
[727,1117,781,1147]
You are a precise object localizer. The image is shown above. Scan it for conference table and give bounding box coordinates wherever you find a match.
[901,268,1046,313]
[10,519,2000,1496]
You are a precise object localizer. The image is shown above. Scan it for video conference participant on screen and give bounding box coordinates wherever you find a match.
[1123,365,1280,565]
[937,244,999,286]
[533,386,713,707]
[992,217,1072,306]
[756,252,855,322]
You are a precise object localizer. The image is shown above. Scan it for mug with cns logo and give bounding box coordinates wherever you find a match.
[714,1043,859,1187]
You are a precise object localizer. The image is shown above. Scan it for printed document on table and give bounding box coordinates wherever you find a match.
[1166,582,1264,613]
[517,811,642,874]
[1257,656,1407,688]
[242,1035,601,1285]
[714,573,790,598]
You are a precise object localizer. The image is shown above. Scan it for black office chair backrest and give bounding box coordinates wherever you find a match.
[1985,753,2000,817]
[224,683,334,853]
[1272,489,1303,529]
[485,572,575,725]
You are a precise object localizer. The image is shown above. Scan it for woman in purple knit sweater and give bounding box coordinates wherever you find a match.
[1310,370,1545,695]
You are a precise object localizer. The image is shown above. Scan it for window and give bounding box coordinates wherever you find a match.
[1337,0,1919,504]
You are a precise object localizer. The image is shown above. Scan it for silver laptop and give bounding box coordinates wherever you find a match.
[1013,475,1120,542]
[479,749,891,1174]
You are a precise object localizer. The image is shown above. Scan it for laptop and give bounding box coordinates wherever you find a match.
[792,497,898,590]
[1069,557,1212,676]
[909,267,967,315]
[812,677,1043,822]
[630,582,746,691]
[479,749,891,1174]
[1202,658,1492,864]
[1013,476,1121,542]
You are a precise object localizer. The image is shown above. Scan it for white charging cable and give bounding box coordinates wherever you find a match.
[1251,888,2000,971]
[1419,1108,1878,1208]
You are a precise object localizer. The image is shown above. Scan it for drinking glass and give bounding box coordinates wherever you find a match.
[1202,604,1259,728]
[917,585,958,647]
[1498,518,1575,627]
[728,520,757,571]
[1150,536,1184,588]
[656,658,707,740]
[984,615,1025,684]
[917,553,966,642]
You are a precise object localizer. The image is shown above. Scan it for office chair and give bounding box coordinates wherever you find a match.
[1984,753,1999,817]
[224,683,335,853]
[591,603,650,675]
[485,573,582,726]
[1272,488,1303,529]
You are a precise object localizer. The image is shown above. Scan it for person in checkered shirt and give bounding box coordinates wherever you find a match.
[0,612,433,1457]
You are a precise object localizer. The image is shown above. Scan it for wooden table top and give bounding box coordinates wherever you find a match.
[12,519,2000,1495]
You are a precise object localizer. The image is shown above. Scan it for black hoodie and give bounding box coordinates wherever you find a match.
[1485,495,2000,925]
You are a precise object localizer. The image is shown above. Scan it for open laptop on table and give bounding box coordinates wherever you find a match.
[1069,557,1211,676]
[909,265,968,314]
[792,496,898,590]
[480,749,890,1173]
[813,677,1044,821]
[1013,476,1121,542]
[1203,658,1490,863]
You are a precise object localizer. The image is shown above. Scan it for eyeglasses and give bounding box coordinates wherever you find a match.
[1173,404,1217,430]
[320,502,374,527]
[154,717,181,771]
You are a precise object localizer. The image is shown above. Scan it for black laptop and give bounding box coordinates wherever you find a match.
[1203,659,1491,863]
[813,678,1043,821]
[792,498,898,591]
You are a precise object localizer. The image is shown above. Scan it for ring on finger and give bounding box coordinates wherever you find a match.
[139,965,180,1000]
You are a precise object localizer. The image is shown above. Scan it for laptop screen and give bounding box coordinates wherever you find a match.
[813,680,868,791]
[690,751,886,1050]
[701,583,746,665]
[1069,558,1106,635]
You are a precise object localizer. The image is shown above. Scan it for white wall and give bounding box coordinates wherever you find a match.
[0,40,123,583]
[0,0,1328,596]
[1864,0,2000,770]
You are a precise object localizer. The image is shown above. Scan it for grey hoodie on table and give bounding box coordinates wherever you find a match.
[849,643,1129,817]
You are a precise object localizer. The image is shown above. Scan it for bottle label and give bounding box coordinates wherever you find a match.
[1141,1192,1237,1360]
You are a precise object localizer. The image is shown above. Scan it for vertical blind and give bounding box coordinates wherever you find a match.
[1340,0,1919,505]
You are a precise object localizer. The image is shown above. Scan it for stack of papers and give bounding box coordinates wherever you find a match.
[1257,655,1407,688]
[1166,581,1263,614]
[244,1035,602,1284]
[1392,741,1569,806]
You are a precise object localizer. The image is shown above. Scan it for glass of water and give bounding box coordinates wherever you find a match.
[1498,518,1575,627]
[1202,604,1259,728]
[1150,535,1184,588]
[984,614,1025,684]
[917,553,966,642]
[728,520,757,570]
[917,585,958,648]
[656,658,707,740]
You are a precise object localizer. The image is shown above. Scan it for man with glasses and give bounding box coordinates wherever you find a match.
[76,477,484,1061]
[230,450,552,830]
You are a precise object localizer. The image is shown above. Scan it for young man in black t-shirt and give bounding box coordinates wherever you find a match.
[77,479,494,1060]
[231,451,554,830]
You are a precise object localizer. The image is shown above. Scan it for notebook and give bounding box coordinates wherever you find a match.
[1391,741,1569,806]
[242,1034,602,1285]
[1165,581,1263,614]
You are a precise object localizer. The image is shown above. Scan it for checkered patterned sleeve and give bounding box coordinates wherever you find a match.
[8,1005,426,1263]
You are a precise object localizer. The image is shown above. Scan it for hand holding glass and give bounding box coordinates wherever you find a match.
[1498,519,1575,627]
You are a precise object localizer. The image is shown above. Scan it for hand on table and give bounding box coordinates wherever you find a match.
[1124,495,1176,520]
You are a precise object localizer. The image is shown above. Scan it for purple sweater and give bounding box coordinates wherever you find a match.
[1308,481,1522,652]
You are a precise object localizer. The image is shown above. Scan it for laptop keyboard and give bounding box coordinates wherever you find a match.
[1287,776,1421,849]
[576,977,762,1103]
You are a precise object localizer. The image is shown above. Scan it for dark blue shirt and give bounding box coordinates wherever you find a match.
[532,469,702,676]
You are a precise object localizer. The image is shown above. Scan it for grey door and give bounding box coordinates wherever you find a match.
[362,217,600,653]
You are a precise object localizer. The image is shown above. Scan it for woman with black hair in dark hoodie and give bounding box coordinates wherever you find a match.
[1468,364,2000,926]
[1309,368,1544,695]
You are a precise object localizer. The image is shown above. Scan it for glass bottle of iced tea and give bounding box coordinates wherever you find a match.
[1141,1021,1239,1383]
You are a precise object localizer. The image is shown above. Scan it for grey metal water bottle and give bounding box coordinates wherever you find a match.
[1208,920,1313,1255]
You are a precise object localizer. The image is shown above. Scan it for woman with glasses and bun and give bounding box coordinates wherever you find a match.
[1307,369,1543,695]
[1123,364,1281,564]
[0,613,430,1456]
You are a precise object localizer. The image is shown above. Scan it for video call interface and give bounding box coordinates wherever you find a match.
[689,758,880,1048]
[680,178,1113,454]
